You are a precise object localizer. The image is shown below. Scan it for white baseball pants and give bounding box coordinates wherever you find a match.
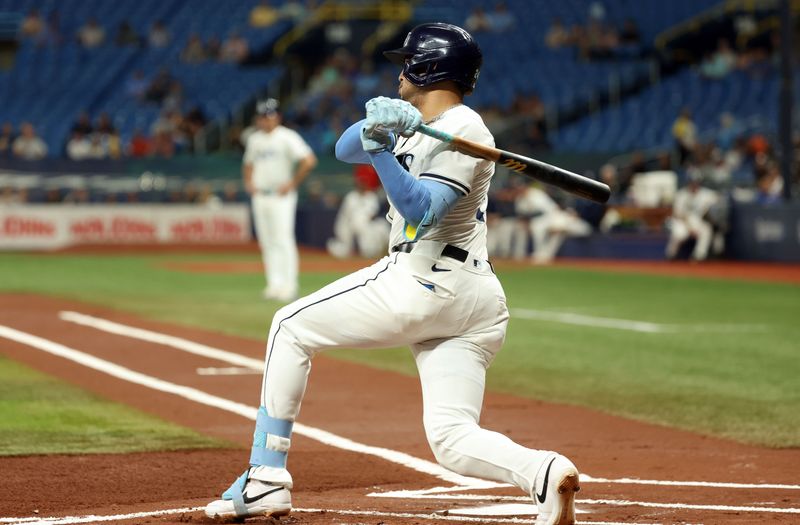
[666,216,713,261]
[252,240,554,495]
[251,192,299,297]
[529,211,592,263]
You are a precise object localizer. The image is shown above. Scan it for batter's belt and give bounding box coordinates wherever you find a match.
[391,240,494,273]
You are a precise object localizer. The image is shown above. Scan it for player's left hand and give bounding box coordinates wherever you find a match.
[364,97,422,138]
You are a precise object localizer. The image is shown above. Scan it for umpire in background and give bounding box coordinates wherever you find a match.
[243,98,317,302]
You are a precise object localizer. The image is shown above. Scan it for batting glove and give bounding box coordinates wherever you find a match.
[364,97,422,138]
[361,123,396,153]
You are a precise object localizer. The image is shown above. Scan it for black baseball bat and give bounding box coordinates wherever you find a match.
[417,124,610,203]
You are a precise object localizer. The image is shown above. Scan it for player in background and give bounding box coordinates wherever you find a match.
[206,23,580,525]
[243,98,317,302]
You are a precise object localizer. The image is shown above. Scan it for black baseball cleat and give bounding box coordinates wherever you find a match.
[533,454,580,525]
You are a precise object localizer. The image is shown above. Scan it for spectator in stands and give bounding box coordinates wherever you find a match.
[114,20,141,47]
[516,184,593,264]
[66,130,92,160]
[95,112,116,136]
[715,112,740,152]
[71,111,93,136]
[619,18,641,45]
[12,122,48,160]
[464,7,492,33]
[665,174,720,262]
[545,18,570,49]
[19,9,44,40]
[279,0,309,23]
[672,107,697,166]
[0,186,26,205]
[144,68,173,104]
[148,20,170,48]
[63,187,90,204]
[183,106,208,139]
[699,38,737,79]
[588,1,606,21]
[150,110,184,158]
[220,31,249,63]
[0,122,15,158]
[250,0,279,28]
[127,129,152,157]
[44,188,62,204]
[77,17,105,48]
[221,181,242,203]
[487,2,515,32]
[754,160,783,205]
[181,33,207,63]
[198,183,223,208]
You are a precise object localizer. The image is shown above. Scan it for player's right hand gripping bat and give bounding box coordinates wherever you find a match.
[417,124,611,203]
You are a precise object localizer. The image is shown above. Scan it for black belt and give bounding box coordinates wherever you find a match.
[391,243,468,263]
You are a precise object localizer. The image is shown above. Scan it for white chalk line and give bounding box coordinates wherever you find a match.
[58,311,265,370]
[510,308,764,334]
[0,323,495,490]
[52,312,800,494]
[0,507,668,525]
[369,492,800,514]
[195,366,261,375]
[582,475,800,491]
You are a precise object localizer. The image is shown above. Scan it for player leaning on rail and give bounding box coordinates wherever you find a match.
[205,22,580,525]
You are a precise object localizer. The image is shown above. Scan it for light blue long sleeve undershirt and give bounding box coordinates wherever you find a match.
[335,119,461,239]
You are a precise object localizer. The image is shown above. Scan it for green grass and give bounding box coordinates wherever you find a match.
[0,356,227,456]
[0,252,798,448]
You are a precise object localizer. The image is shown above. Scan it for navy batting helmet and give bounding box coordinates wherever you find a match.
[384,23,482,93]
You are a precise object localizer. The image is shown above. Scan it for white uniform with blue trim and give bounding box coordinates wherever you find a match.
[244,126,313,299]
[249,104,556,498]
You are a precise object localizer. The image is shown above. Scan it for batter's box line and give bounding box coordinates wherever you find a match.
[369,473,800,499]
[368,491,800,516]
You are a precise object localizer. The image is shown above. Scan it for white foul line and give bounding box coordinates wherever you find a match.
[369,492,800,514]
[0,324,496,489]
[510,309,763,334]
[582,475,800,491]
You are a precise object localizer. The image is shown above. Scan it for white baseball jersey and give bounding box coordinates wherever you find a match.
[389,105,494,257]
[244,126,312,193]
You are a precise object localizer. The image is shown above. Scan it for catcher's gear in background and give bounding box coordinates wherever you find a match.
[384,22,482,93]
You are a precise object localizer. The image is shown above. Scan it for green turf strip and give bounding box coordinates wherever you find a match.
[0,252,798,447]
[0,356,226,456]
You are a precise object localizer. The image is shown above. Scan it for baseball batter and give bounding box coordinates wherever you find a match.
[206,23,580,525]
[244,98,317,302]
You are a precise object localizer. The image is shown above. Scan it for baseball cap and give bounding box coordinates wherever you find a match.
[255,98,279,116]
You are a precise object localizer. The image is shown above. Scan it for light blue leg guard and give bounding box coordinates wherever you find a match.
[220,407,294,517]
[250,406,294,468]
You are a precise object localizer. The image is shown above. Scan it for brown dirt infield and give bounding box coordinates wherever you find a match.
[1,293,799,524]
